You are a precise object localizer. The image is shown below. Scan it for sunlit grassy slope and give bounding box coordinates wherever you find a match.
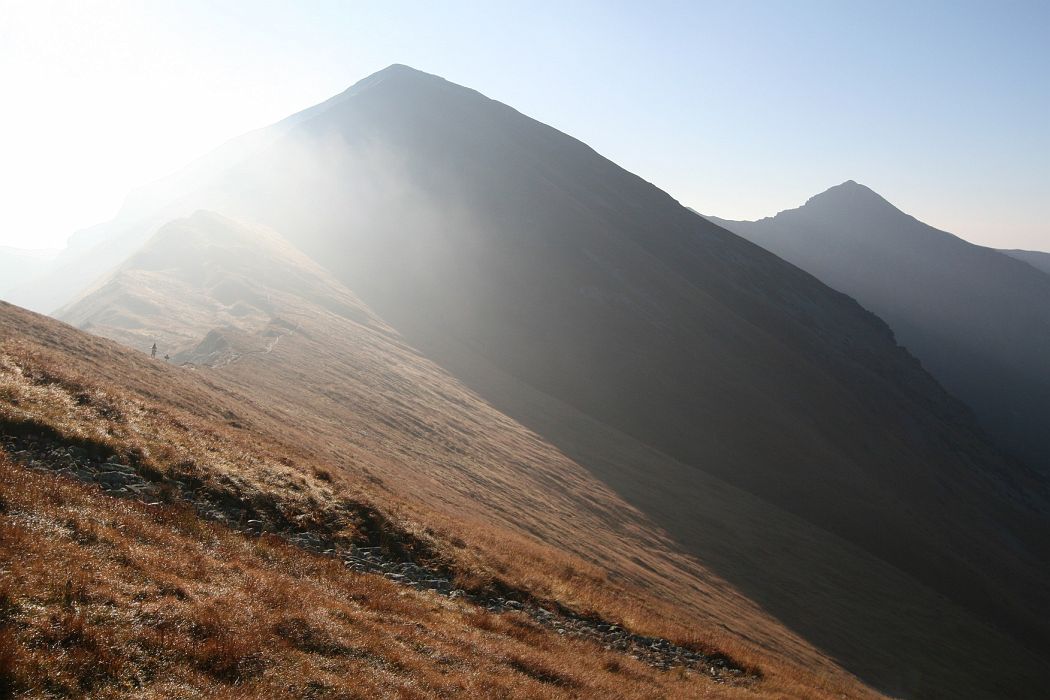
[2,457,766,699]
[2,301,873,699]
[42,212,1050,698]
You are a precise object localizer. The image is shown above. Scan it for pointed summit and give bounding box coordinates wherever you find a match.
[714,179,1050,473]
[318,63,452,110]
[347,63,441,88]
[801,180,900,215]
[375,62,419,74]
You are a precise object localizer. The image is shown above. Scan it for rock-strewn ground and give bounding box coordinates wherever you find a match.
[1,430,752,683]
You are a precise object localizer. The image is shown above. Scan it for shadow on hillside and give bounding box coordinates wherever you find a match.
[406,336,1049,700]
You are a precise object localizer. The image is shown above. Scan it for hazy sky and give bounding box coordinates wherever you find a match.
[1,0,1047,252]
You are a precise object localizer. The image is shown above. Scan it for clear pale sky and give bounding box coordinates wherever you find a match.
[1,0,1047,252]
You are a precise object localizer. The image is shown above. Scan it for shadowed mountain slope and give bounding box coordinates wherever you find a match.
[60,64,1050,640]
[709,182,1050,472]
[1001,247,1050,276]
[52,212,1049,698]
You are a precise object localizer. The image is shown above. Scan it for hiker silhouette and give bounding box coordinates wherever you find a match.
[151,343,157,359]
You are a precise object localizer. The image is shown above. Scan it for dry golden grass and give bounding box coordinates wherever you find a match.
[0,337,641,624]
[1,454,752,699]
[0,303,883,698]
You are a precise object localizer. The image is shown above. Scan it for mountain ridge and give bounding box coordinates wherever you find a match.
[709,181,1050,471]
[57,209,1050,698]
[1000,247,1050,276]
[51,65,1050,698]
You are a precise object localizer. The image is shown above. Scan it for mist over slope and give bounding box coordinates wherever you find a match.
[0,246,58,302]
[57,211,1050,699]
[708,181,1050,472]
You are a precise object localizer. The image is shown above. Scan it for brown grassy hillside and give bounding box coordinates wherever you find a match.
[0,301,881,699]
[36,213,1050,698]
[1,456,758,699]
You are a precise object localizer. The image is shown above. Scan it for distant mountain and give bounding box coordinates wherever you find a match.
[1001,247,1050,276]
[708,181,1050,472]
[60,209,1050,699]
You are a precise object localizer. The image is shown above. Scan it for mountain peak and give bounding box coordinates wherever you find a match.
[344,63,443,92]
[802,180,899,215]
[810,179,880,202]
[376,63,423,74]
[364,63,432,82]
